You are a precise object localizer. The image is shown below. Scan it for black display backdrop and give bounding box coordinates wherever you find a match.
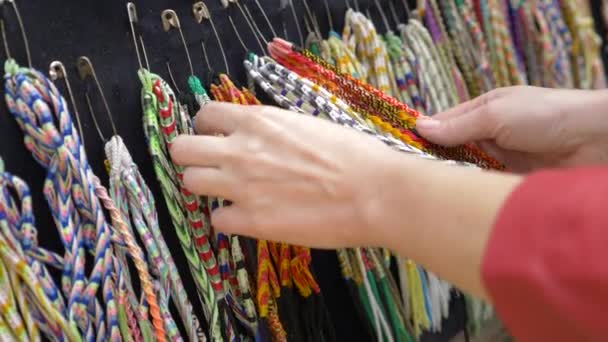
[0,0,488,341]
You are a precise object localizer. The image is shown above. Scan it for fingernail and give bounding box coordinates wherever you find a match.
[415,118,441,130]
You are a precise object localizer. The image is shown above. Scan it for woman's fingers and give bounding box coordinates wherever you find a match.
[194,101,247,135]
[171,135,231,167]
[211,205,251,236]
[416,105,497,146]
[417,88,513,146]
[182,166,239,199]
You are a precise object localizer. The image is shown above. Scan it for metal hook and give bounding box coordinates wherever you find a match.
[229,0,267,55]
[161,9,195,77]
[227,15,249,53]
[287,0,304,46]
[193,1,230,75]
[387,0,401,27]
[279,0,289,42]
[76,56,118,143]
[400,0,412,21]
[49,61,86,150]
[0,0,31,67]
[127,2,150,70]
[251,0,278,38]
[373,0,391,32]
[321,0,334,33]
[165,61,182,94]
[300,0,322,38]
[242,1,270,46]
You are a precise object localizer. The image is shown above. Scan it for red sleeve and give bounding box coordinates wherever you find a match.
[482,166,608,342]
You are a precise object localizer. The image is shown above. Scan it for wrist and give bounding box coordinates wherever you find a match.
[359,149,421,251]
[564,89,608,139]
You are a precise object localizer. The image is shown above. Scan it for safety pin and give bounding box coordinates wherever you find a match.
[289,0,304,46]
[193,1,230,75]
[279,0,304,47]
[373,0,392,33]
[300,0,322,39]
[76,56,118,143]
[241,1,270,45]
[226,2,266,55]
[127,2,150,71]
[49,61,86,149]
[161,9,196,94]
[321,0,334,33]
[387,0,402,27]
[227,0,266,55]
[0,0,31,67]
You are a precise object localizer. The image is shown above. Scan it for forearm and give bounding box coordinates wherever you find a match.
[369,152,522,299]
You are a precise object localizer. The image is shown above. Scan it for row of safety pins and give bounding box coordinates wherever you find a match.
[129,0,421,91]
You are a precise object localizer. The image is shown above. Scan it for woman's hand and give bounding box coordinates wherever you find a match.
[417,86,608,172]
[171,101,521,299]
[171,101,395,249]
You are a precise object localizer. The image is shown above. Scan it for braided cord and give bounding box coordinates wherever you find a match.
[0,244,35,340]
[0,168,80,341]
[439,0,480,98]
[267,40,502,169]
[344,9,394,95]
[326,31,368,79]
[426,0,461,106]
[400,22,444,114]
[138,68,220,342]
[211,74,338,341]
[209,75,260,334]
[93,177,166,341]
[4,59,123,341]
[457,1,496,91]
[106,135,201,341]
[385,31,415,107]
[161,75,238,342]
[246,54,446,340]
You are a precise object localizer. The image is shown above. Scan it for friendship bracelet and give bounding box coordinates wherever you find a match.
[138,68,223,342]
[4,59,123,341]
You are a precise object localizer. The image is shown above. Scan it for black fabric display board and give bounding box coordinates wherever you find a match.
[0,0,467,341]
[589,0,608,80]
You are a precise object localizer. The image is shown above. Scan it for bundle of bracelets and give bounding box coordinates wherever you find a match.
[0,158,81,341]
[138,68,227,342]
[267,38,505,171]
[4,59,146,341]
[210,73,336,342]
[244,53,457,340]
[105,134,204,341]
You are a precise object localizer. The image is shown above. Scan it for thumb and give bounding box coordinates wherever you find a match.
[415,109,495,146]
